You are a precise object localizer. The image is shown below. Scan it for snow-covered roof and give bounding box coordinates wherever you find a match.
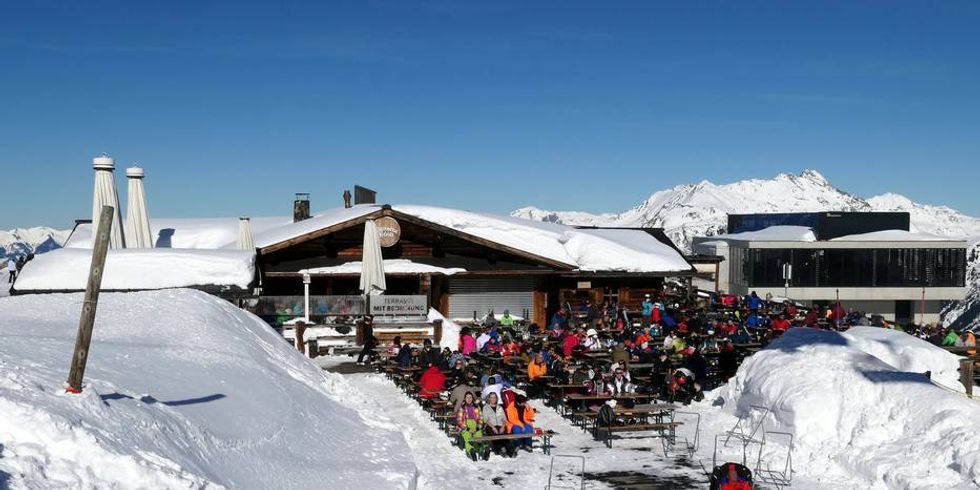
[707,225,818,242]
[14,248,255,291]
[66,216,293,249]
[703,225,966,244]
[829,229,954,242]
[61,203,693,273]
[299,259,465,276]
[252,206,377,249]
[390,204,691,272]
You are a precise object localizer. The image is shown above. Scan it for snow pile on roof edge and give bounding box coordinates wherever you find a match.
[15,248,255,291]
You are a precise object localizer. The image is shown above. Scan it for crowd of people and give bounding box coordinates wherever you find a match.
[367,285,974,466]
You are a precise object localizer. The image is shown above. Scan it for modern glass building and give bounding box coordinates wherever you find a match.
[693,212,968,325]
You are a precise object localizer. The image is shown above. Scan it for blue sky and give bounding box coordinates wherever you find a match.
[1,1,978,229]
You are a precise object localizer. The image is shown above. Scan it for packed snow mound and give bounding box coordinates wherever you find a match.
[0,289,417,489]
[843,327,966,391]
[717,327,980,489]
[14,248,256,291]
[428,308,461,350]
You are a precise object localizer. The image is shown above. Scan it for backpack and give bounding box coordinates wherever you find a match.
[597,403,616,427]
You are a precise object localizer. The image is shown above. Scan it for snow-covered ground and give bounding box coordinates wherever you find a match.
[4,288,978,489]
[327,325,980,489]
[0,289,418,489]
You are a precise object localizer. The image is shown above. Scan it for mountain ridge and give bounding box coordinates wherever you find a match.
[512,169,980,327]
[0,227,71,260]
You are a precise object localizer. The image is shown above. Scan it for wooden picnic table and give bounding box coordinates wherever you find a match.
[470,431,558,455]
[563,393,657,414]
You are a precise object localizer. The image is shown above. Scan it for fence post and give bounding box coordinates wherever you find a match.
[295,321,306,353]
[960,358,974,397]
[66,206,114,394]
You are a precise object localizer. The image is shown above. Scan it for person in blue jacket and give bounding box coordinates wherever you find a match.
[746,291,764,312]
[396,341,413,368]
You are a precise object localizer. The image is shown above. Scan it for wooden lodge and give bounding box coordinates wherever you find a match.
[255,202,696,326]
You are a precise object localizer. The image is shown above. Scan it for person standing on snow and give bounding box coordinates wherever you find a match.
[6,256,17,283]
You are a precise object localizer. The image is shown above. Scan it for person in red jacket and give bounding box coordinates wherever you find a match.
[418,363,446,399]
[562,329,581,358]
[771,314,791,334]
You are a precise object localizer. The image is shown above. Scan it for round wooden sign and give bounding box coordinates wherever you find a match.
[376,217,401,248]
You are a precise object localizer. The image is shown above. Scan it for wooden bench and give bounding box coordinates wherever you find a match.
[593,422,682,448]
[469,431,557,455]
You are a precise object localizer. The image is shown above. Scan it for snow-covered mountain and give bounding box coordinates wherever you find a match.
[513,169,980,327]
[0,227,71,260]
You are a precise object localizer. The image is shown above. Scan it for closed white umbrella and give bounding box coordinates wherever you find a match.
[359,220,386,295]
[125,166,153,248]
[92,154,126,249]
[237,216,254,250]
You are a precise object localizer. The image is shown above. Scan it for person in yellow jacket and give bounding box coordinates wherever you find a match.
[506,394,537,452]
[528,353,548,381]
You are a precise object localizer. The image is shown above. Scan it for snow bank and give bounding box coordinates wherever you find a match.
[844,327,965,392]
[14,248,255,291]
[717,327,980,489]
[428,308,461,350]
[0,289,417,489]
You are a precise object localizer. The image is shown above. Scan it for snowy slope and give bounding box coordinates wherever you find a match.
[513,169,980,326]
[0,227,70,259]
[0,289,418,489]
[713,327,980,489]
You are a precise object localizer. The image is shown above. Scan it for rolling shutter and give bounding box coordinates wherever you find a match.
[448,276,535,320]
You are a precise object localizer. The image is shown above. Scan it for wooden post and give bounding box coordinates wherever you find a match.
[960,359,974,397]
[433,319,443,345]
[295,321,306,353]
[66,206,114,394]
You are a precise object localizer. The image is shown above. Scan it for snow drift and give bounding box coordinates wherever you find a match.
[0,289,417,489]
[716,327,980,489]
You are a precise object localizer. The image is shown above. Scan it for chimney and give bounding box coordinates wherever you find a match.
[343,190,352,209]
[354,185,377,205]
[293,193,310,222]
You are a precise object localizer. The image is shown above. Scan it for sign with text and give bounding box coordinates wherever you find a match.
[370,295,428,316]
[376,217,402,248]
